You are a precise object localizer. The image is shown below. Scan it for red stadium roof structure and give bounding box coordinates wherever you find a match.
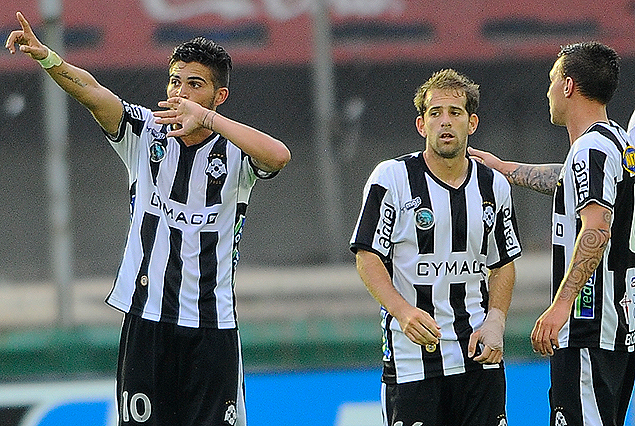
[1,0,634,69]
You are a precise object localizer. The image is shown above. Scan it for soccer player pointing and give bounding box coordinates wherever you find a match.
[7,11,290,426]
[5,12,289,169]
[351,69,521,426]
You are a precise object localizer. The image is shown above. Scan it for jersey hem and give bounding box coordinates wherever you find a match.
[558,341,633,352]
[381,362,501,384]
[105,298,237,329]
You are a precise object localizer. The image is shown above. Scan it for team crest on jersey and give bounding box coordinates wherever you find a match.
[622,145,635,174]
[149,141,166,162]
[206,153,227,181]
[414,207,434,230]
[482,201,495,234]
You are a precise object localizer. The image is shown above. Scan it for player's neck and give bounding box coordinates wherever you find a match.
[180,128,215,147]
[423,150,469,189]
[566,101,609,145]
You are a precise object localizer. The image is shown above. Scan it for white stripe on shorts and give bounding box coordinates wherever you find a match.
[381,382,388,426]
[579,348,602,426]
[236,330,247,426]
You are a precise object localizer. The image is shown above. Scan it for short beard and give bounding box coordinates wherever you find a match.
[435,145,464,159]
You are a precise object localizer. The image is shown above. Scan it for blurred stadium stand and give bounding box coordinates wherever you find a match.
[0,253,549,379]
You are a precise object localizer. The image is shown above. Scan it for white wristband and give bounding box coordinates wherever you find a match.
[38,48,62,69]
[480,308,506,350]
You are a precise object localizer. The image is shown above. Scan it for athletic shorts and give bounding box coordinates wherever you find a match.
[549,347,635,426]
[382,367,507,426]
[116,313,246,426]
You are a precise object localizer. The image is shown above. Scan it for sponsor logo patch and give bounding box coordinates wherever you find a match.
[574,273,595,319]
[623,145,635,174]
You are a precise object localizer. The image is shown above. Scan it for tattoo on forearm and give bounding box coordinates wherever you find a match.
[559,227,610,302]
[506,164,562,195]
[57,71,87,88]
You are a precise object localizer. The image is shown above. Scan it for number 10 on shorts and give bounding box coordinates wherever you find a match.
[121,391,152,423]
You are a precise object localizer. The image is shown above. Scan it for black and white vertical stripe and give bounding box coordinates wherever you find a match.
[105,101,263,329]
[552,121,635,351]
[350,152,521,383]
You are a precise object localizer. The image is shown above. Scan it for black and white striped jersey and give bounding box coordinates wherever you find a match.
[552,121,635,352]
[104,101,273,329]
[350,152,522,384]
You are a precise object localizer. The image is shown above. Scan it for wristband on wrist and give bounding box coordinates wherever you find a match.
[38,48,62,69]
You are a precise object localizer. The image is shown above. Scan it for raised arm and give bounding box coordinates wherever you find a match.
[5,12,123,135]
[468,146,562,196]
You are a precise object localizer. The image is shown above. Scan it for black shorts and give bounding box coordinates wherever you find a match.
[382,367,507,426]
[116,313,246,426]
[549,347,635,426]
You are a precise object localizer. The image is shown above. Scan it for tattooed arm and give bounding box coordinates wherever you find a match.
[530,203,611,356]
[46,60,123,135]
[467,147,562,195]
[5,12,123,134]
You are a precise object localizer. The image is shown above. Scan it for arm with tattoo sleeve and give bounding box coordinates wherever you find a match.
[530,203,611,355]
[467,147,562,195]
[503,164,562,195]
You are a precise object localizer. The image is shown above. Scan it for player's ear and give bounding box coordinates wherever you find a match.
[416,115,427,137]
[214,87,229,107]
[564,77,574,97]
[468,113,479,135]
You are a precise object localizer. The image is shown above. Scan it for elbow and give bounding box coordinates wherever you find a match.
[254,140,291,172]
[270,145,291,171]
[280,148,291,169]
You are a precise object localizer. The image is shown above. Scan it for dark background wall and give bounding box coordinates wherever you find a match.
[1,58,634,281]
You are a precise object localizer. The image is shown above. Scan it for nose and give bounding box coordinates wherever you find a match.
[175,85,188,99]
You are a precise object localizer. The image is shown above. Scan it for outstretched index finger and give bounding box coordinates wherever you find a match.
[5,12,32,53]
[16,12,34,35]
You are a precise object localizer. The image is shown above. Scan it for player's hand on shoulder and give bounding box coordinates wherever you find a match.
[467,146,502,170]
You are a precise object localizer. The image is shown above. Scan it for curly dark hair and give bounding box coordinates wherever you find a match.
[170,37,232,89]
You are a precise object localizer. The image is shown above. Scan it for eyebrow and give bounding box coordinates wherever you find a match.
[427,105,465,112]
[169,73,208,84]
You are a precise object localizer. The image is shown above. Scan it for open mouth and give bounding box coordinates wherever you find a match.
[440,132,454,140]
